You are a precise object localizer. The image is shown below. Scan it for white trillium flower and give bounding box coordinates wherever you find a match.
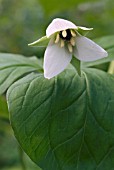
[28,18,108,79]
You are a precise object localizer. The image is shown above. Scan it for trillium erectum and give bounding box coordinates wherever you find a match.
[29,18,108,79]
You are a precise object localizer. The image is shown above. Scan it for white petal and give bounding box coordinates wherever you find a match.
[74,36,108,61]
[46,18,77,38]
[44,40,72,79]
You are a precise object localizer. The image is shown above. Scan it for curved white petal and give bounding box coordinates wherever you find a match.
[74,36,108,61]
[46,18,77,38]
[44,40,72,79]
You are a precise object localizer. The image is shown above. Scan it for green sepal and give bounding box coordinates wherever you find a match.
[71,56,81,76]
[28,36,50,47]
[77,26,93,36]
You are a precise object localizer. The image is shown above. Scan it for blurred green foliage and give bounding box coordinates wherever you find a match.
[0,96,9,119]
[39,0,97,14]
[0,96,41,169]
[0,128,41,170]
[0,0,114,57]
[0,0,114,169]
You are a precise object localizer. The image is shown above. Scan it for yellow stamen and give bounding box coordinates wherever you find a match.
[70,37,76,46]
[62,30,67,38]
[60,39,65,47]
[71,30,76,37]
[55,33,60,43]
[68,43,73,53]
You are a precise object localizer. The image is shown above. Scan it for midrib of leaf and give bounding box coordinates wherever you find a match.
[76,72,88,170]
[76,71,99,169]
[48,78,62,170]
[47,74,87,170]
[0,63,42,71]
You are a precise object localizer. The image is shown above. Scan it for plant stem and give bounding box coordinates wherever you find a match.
[70,56,81,76]
[108,61,114,74]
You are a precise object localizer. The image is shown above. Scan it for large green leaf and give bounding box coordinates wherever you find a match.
[7,68,114,170]
[0,53,42,95]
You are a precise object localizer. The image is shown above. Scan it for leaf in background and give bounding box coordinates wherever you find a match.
[82,48,114,68]
[94,35,114,50]
[0,53,43,95]
[0,96,9,119]
[7,68,114,170]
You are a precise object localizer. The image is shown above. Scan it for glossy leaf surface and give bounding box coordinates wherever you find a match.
[7,68,114,170]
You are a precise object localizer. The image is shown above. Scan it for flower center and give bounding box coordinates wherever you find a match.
[59,29,72,41]
[54,29,76,53]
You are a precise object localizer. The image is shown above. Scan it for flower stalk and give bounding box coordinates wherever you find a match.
[71,56,81,76]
